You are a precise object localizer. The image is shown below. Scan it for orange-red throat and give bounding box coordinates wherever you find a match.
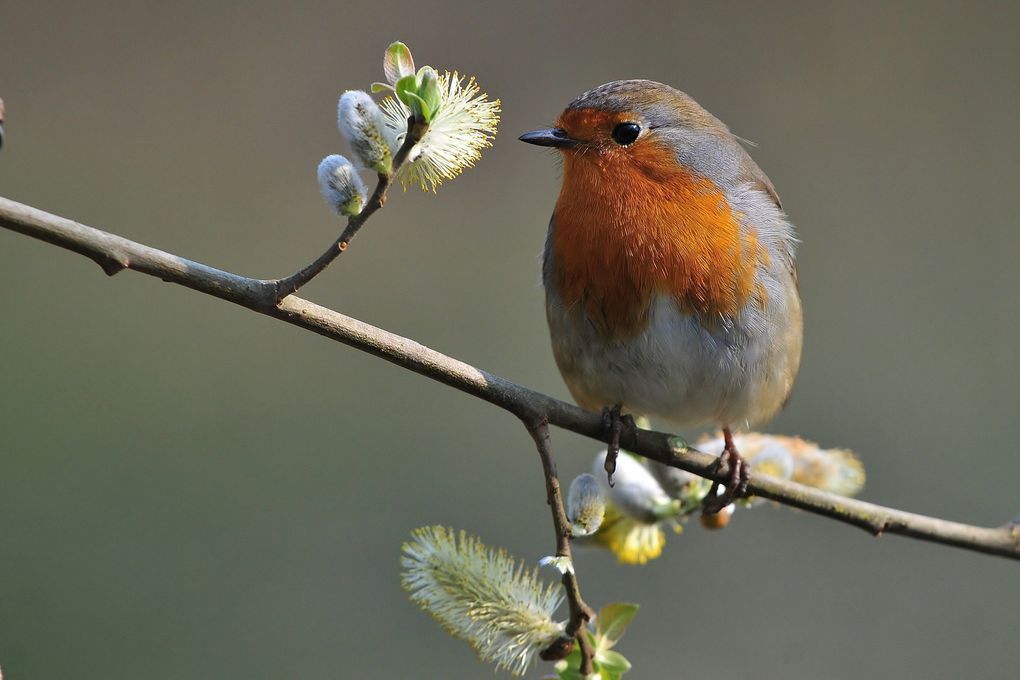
[550,108,763,340]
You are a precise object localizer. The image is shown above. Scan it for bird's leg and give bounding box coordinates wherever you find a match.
[601,404,635,487]
[702,427,749,515]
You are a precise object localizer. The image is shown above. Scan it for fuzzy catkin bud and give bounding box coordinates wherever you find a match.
[566,473,605,537]
[697,432,865,497]
[317,155,366,216]
[401,526,564,676]
[648,459,698,499]
[594,451,677,524]
[338,90,394,174]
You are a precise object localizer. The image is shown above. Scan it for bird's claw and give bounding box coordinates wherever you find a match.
[702,431,749,515]
[601,405,635,487]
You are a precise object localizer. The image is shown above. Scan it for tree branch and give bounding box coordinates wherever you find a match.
[525,418,595,675]
[1,195,1018,562]
[271,115,425,302]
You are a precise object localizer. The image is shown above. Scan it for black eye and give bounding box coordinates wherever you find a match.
[611,122,641,145]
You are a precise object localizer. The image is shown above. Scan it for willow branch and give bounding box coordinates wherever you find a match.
[1,195,1018,562]
[525,418,595,674]
[271,115,425,302]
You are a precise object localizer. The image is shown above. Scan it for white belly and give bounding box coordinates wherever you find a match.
[545,282,802,430]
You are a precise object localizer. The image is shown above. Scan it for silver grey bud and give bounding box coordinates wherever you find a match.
[566,473,605,537]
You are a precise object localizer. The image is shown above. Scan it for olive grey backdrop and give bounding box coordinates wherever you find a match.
[1,1,1018,678]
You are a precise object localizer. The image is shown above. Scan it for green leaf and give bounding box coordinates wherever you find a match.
[370,82,393,93]
[394,74,420,110]
[404,91,432,121]
[555,646,593,680]
[596,603,639,648]
[554,645,581,673]
[595,649,632,673]
[383,41,415,85]
[417,66,442,120]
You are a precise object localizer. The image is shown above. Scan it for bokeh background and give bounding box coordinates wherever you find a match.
[2,2,1018,678]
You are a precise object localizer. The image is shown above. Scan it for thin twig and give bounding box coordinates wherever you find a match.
[271,115,425,302]
[525,417,595,675]
[1,195,1018,562]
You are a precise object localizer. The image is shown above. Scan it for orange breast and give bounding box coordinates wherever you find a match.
[551,137,763,340]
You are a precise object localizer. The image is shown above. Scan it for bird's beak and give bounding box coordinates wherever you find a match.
[518,128,579,148]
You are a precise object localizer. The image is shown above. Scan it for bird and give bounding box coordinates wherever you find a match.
[519,80,802,511]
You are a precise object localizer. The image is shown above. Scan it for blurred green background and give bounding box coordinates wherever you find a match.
[2,1,1018,678]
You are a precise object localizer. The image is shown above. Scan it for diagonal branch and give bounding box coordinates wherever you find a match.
[1,195,1018,562]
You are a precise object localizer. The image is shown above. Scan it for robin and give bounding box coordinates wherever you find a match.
[520,80,802,511]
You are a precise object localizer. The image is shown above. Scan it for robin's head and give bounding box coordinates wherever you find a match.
[520,80,749,189]
[520,81,780,328]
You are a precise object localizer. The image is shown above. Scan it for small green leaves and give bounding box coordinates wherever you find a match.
[595,603,638,647]
[594,649,632,680]
[373,42,419,94]
[552,603,638,680]
[375,44,501,191]
[394,74,422,114]
[552,645,587,680]
[393,66,443,123]
[383,41,416,86]
[417,67,442,120]
[383,41,444,124]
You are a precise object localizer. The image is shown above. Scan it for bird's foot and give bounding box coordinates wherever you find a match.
[601,404,635,487]
[702,428,749,515]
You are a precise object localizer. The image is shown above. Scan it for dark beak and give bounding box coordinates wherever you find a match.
[518,128,579,148]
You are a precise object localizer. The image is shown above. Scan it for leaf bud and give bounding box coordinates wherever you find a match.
[317,154,366,216]
[566,473,605,537]
[338,90,394,174]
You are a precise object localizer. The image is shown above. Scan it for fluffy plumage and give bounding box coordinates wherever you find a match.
[537,80,802,430]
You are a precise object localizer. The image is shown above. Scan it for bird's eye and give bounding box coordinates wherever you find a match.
[611,122,641,145]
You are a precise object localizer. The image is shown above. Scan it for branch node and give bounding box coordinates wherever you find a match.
[539,635,574,662]
[97,257,128,276]
[869,518,892,537]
